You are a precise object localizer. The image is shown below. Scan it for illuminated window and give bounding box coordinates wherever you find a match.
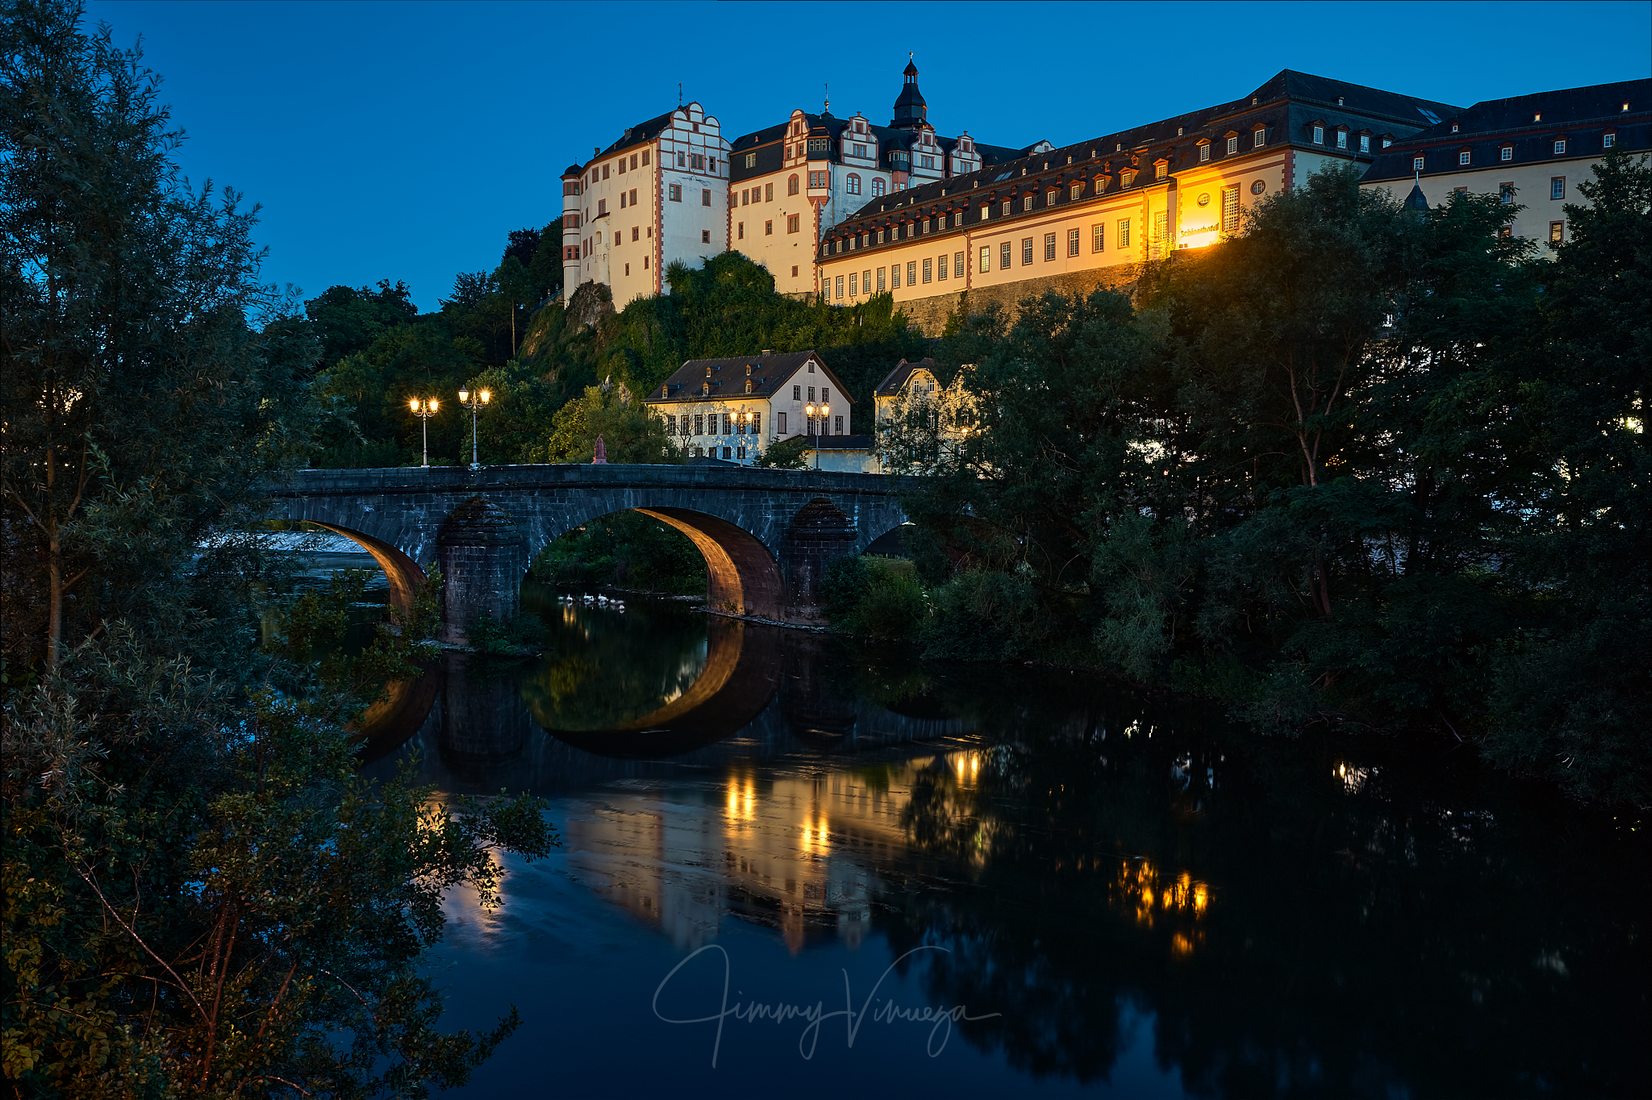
[847,173,862,195]
[1118,218,1131,248]
[1549,220,1564,247]
[1222,184,1240,235]
[980,245,991,271]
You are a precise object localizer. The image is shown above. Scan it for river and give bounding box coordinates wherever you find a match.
[357,588,1649,1098]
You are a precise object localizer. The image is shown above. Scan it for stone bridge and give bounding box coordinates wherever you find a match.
[268,464,911,643]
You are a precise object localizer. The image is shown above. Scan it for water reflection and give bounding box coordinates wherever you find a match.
[353,597,1649,1098]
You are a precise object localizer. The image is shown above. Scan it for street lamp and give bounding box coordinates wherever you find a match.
[738,409,754,463]
[804,401,830,470]
[457,386,492,471]
[408,396,440,467]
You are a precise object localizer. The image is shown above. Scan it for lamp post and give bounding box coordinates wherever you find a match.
[408,396,440,467]
[457,386,492,471]
[805,401,830,470]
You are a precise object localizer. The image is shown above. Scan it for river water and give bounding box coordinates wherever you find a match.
[358,590,1649,1098]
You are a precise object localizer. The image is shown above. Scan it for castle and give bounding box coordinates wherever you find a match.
[559,61,1649,333]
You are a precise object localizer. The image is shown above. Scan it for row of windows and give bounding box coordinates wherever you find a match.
[587,150,651,185]
[735,183,775,205]
[1417,133,1613,174]
[665,184,715,206]
[663,411,846,438]
[1308,124,1381,154]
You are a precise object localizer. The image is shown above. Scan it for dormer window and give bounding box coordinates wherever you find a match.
[1604,131,1617,149]
[1500,144,1513,161]
[745,379,754,394]
[1312,123,1325,144]
[1358,133,1370,154]
[1154,159,1168,180]
[1459,149,1471,166]
[1226,133,1239,155]
[1335,128,1348,150]
[1553,138,1567,155]
[701,382,710,396]
[1253,126,1266,148]
[1198,139,1211,163]
[1122,169,1136,187]
[1413,155,1425,172]
[745,363,753,376]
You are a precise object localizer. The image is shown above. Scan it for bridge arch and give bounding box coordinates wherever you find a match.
[303,521,425,616]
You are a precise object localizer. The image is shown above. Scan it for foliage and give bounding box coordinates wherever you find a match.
[532,513,705,596]
[754,434,808,469]
[540,381,678,464]
[821,556,927,644]
[1,4,556,1092]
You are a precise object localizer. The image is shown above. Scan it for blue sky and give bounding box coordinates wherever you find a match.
[83,0,1652,312]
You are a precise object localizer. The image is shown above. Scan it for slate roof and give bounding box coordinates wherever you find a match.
[1363,78,1651,182]
[592,109,680,161]
[646,350,855,406]
[874,357,938,397]
[727,110,1024,184]
[819,69,1463,256]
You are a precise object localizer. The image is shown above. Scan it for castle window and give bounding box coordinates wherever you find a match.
[1000,241,1011,268]
[1551,176,1565,199]
[907,260,917,284]
[1067,227,1080,256]
[980,244,991,271]
[1118,218,1131,248]
[702,188,711,206]
[701,229,711,243]
[1254,127,1266,148]
[1222,184,1240,235]
[1092,223,1104,252]
[1070,182,1083,200]
[1001,199,1012,215]
[1459,150,1471,166]
[669,184,682,202]
[1604,131,1617,149]
[1553,138,1567,155]
[854,143,867,157]
[937,254,947,281]
[922,258,932,283]
[1358,134,1370,153]
[954,252,964,278]
[1336,128,1347,149]
[1023,194,1034,211]
[1123,169,1137,187]
[1413,155,1425,172]
[849,272,858,295]
[878,267,886,291]
[766,220,773,235]
[789,174,800,195]
[787,213,800,233]
[745,153,756,168]
[1044,233,1056,261]
[1549,220,1564,247]
[872,178,886,197]
[1155,161,1168,180]
[891,264,900,288]
[1226,134,1238,155]
[642,150,649,165]
[1312,124,1324,145]
[1499,183,1514,205]
[847,173,862,195]
[1021,237,1033,265]
[953,211,963,228]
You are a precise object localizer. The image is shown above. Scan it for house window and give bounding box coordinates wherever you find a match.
[1459,150,1471,166]
[668,184,682,202]
[745,152,756,168]
[1255,127,1267,148]
[691,154,705,170]
[737,222,744,239]
[863,268,871,292]
[1312,124,1325,144]
[1000,241,1011,268]
[1549,220,1564,247]
[1358,134,1370,153]
[821,280,831,302]
[1336,129,1347,150]
[1499,183,1514,204]
[1092,223,1104,252]
[907,260,916,284]
[1413,155,1425,172]
[1070,182,1083,200]
[1553,139,1566,155]
[849,272,858,295]
[1043,233,1056,261]
[935,256,945,281]
[751,412,761,436]
[847,174,862,195]
[701,229,711,244]
[1001,200,1011,216]
[1021,237,1033,265]
[835,275,844,298]
[1023,194,1034,212]
[954,251,964,278]
[1604,132,1617,149]
[787,213,800,233]
[878,267,886,291]
[1222,185,1240,235]
[632,226,639,241]
[642,150,650,166]
[694,414,704,435]
[1500,145,1513,162]
[1198,141,1211,163]
[834,415,843,434]
[702,188,711,206]
[953,212,964,228]
[872,178,886,197]
[891,264,901,288]
[1068,228,1080,256]
[778,412,787,435]
[980,245,991,271]
[793,385,801,400]
[788,174,800,196]
[1551,176,1565,200]
[1155,162,1167,180]
[1118,218,1131,248]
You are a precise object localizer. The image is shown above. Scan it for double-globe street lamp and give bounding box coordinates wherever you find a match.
[804,401,830,470]
[408,396,439,467]
[457,386,492,471]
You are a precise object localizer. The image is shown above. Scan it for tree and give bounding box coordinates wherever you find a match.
[541,380,677,464]
[304,279,418,373]
[1,3,554,1091]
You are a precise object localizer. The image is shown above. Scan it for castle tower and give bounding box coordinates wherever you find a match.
[891,55,927,129]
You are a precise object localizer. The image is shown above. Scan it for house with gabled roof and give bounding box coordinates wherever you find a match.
[644,349,854,464]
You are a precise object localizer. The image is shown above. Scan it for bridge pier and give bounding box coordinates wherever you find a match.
[785,501,857,619]
[438,497,528,646]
